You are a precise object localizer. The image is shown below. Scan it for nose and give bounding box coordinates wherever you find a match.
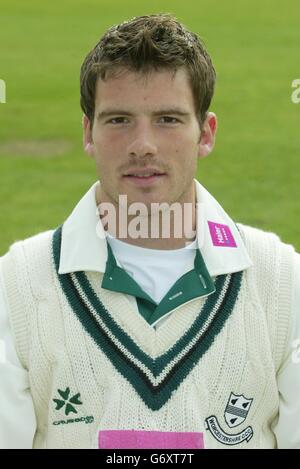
[127,121,158,159]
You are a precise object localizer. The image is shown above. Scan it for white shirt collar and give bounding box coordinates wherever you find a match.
[59,179,252,275]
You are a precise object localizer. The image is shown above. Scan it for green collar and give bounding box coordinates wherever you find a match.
[101,242,216,326]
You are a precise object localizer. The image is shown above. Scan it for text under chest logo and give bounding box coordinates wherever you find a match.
[224,393,253,428]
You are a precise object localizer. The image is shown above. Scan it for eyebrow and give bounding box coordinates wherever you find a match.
[153,108,191,117]
[97,108,191,120]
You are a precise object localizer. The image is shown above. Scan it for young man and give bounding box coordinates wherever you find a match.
[0,14,299,449]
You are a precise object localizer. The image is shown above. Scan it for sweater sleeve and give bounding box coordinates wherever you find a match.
[273,252,300,449]
[0,257,36,449]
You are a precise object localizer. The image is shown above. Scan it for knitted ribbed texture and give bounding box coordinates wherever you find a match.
[1,223,295,449]
[237,223,295,372]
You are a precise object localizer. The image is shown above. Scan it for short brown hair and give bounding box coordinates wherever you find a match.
[80,14,216,128]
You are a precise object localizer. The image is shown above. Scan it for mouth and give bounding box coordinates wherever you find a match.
[123,169,166,186]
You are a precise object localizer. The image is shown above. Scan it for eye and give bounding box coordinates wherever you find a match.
[158,116,180,124]
[107,117,129,124]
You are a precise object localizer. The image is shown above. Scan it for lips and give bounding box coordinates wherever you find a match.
[123,168,166,178]
[122,169,166,186]
[124,174,165,180]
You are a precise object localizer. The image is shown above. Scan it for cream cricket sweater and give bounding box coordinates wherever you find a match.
[1,223,295,449]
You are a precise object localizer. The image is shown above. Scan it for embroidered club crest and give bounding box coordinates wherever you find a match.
[224,393,253,428]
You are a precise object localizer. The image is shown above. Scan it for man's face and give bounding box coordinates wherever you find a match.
[83,67,216,209]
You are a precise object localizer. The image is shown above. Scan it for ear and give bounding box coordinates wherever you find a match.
[82,114,94,157]
[198,112,217,158]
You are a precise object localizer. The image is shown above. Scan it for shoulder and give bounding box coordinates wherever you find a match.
[236,222,296,262]
[0,229,57,295]
[6,230,55,255]
[237,222,284,244]
[236,222,297,294]
[9,229,55,250]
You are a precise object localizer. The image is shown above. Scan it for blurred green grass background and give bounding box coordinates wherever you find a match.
[0,0,299,255]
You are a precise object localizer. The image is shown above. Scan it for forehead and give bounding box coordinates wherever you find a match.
[94,67,195,112]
